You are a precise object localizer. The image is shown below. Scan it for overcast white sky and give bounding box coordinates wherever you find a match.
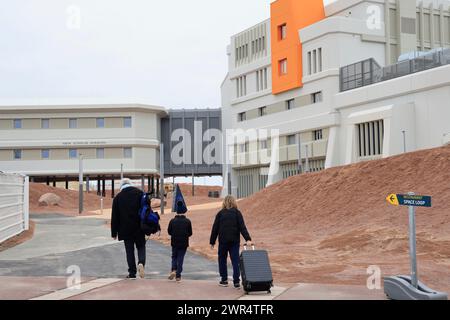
[0,0,336,109]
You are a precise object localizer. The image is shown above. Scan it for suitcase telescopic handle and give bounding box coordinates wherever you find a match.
[243,244,255,251]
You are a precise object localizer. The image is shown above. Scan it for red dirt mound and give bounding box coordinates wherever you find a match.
[159,146,450,292]
[30,183,112,216]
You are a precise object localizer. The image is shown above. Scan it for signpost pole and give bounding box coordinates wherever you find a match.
[78,154,83,215]
[160,143,165,215]
[408,192,419,288]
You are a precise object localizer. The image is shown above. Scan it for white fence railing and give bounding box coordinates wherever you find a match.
[0,173,29,244]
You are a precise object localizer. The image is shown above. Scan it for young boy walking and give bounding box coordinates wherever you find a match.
[167,208,193,282]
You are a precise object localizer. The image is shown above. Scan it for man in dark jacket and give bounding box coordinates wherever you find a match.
[210,196,252,289]
[111,178,146,279]
[167,207,193,282]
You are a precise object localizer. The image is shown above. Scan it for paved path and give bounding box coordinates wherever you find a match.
[0,214,223,280]
[0,214,387,300]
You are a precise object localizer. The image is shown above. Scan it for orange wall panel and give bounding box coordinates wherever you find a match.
[271,0,325,95]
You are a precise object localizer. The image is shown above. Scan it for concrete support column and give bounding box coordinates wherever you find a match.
[65,177,69,190]
[97,176,101,196]
[86,176,90,193]
[102,178,106,197]
[111,178,115,198]
[141,175,145,191]
[52,177,56,188]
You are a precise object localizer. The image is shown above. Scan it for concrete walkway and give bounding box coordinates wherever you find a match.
[0,213,387,300]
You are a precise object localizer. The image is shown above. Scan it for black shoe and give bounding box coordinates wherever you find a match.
[234,282,241,289]
[219,281,229,287]
[126,275,137,280]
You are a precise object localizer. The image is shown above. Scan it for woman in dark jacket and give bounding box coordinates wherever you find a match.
[209,195,252,289]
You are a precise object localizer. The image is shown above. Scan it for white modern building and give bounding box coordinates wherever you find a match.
[0,104,167,197]
[221,0,450,198]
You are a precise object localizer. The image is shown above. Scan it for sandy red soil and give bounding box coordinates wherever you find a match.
[158,146,450,292]
[0,221,36,252]
[30,183,112,216]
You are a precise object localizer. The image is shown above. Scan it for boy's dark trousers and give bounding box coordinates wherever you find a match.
[124,236,146,277]
[171,246,187,278]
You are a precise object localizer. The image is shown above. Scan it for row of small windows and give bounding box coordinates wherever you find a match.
[237,91,323,122]
[236,129,323,153]
[252,36,266,55]
[10,117,132,129]
[307,48,323,75]
[12,148,133,160]
[256,68,268,92]
[236,44,249,62]
[357,120,384,158]
[236,75,247,98]
[235,36,266,62]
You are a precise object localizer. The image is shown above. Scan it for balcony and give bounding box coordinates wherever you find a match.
[340,48,450,92]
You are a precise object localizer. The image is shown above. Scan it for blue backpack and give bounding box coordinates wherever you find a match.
[139,193,161,236]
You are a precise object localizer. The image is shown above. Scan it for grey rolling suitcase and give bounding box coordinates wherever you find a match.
[240,245,273,294]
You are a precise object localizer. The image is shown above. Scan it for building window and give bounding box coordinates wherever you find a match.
[279,59,288,75]
[318,48,323,72]
[238,112,246,122]
[69,149,78,159]
[279,24,287,40]
[239,142,249,153]
[260,140,268,150]
[311,91,323,103]
[256,68,268,92]
[124,147,132,159]
[96,118,105,128]
[313,129,323,141]
[286,99,295,110]
[96,148,105,159]
[287,135,296,145]
[357,120,384,158]
[258,106,267,117]
[123,117,132,128]
[236,75,247,98]
[307,52,312,75]
[13,119,22,129]
[41,149,50,159]
[41,119,50,129]
[13,149,22,160]
[69,118,77,129]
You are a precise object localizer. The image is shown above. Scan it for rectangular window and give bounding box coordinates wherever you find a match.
[318,48,323,72]
[258,106,267,117]
[69,118,77,129]
[123,117,132,128]
[13,149,22,160]
[41,119,50,129]
[279,24,287,40]
[124,147,133,159]
[312,50,317,74]
[279,59,288,75]
[357,120,384,158]
[260,140,268,150]
[69,149,78,159]
[239,143,249,153]
[307,52,312,75]
[41,149,50,159]
[287,135,296,146]
[286,99,295,110]
[96,148,105,159]
[96,118,105,128]
[14,119,22,129]
[311,91,323,104]
[313,129,323,141]
[238,112,246,122]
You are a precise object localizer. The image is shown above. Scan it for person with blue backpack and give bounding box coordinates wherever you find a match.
[111,179,160,280]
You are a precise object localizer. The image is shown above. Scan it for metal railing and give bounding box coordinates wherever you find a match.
[340,48,450,92]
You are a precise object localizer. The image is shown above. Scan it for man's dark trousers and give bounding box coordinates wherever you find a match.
[218,242,240,284]
[124,236,146,277]
[171,247,187,278]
